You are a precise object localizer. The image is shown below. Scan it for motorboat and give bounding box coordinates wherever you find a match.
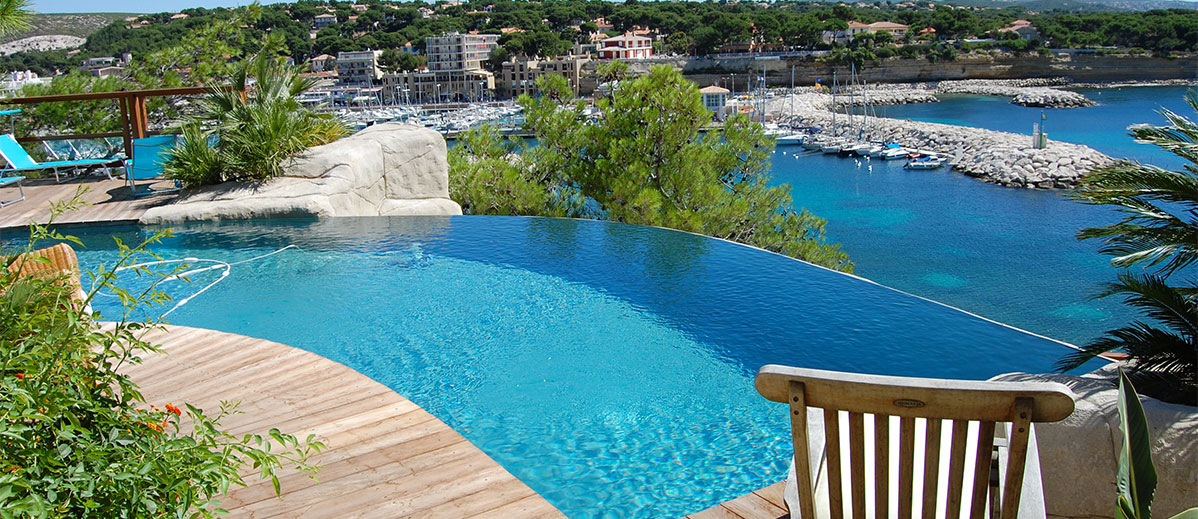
[904,156,946,169]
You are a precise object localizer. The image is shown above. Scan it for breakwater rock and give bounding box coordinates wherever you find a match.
[833,87,939,108]
[936,79,1096,108]
[771,94,1114,189]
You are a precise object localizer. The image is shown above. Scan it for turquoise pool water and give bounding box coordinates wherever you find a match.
[3,216,1084,518]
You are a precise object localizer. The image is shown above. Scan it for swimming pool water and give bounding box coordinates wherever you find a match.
[4,216,1086,518]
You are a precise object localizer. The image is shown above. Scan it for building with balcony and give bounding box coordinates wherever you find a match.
[382,69,495,104]
[597,33,652,60]
[425,32,499,72]
[336,50,383,86]
[314,13,337,29]
[498,56,589,99]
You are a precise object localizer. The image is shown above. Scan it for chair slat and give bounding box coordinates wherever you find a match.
[922,418,943,519]
[1000,399,1035,519]
[825,408,845,519]
[788,381,817,519]
[849,412,866,519]
[876,415,890,519]
[968,422,997,519]
[899,416,916,519]
[945,420,971,519]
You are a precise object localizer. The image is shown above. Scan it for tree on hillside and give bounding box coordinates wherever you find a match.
[449,68,853,273]
[379,48,425,72]
[1058,90,1198,405]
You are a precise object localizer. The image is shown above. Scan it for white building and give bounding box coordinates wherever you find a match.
[699,84,731,120]
[425,32,499,72]
[597,33,652,60]
[336,50,383,85]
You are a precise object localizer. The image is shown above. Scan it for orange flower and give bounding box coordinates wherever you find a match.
[14,373,24,379]
[165,403,181,417]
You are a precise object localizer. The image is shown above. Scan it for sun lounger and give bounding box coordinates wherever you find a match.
[0,173,23,207]
[0,134,115,183]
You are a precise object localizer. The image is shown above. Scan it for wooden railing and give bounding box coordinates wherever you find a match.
[0,86,226,156]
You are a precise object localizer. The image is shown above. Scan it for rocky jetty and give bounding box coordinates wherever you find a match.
[770,93,1114,189]
[141,123,461,224]
[833,87,939,108]
[936,79,1096,108]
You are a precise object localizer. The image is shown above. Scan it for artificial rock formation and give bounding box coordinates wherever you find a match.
[991,371,1197,519]
[140,123,461,224]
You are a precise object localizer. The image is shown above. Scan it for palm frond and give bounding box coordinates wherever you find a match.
[0,0,30,37]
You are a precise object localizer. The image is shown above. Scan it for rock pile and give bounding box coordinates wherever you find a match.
[770,93,1114,189]
[936,79,1096,108]
[833,88,939,108]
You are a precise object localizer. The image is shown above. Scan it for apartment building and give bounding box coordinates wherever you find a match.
[336,50,383,86]
[382,69,495,103]
[498,56,588,98]
[425,32,499,72]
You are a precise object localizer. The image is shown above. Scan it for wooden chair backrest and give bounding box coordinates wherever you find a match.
[6,243,85,302]
[756,364,1075,519]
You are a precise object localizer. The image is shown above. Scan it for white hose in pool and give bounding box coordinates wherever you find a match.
[103,245,297,318]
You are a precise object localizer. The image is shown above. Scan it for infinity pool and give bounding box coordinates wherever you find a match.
[4,216,1083,518]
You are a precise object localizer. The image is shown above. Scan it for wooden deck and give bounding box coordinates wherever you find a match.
[0,174,179,230]
[684,482,789,519]
[125,325,565,519]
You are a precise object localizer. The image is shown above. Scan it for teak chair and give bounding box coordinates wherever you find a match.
[755,364,1075,519]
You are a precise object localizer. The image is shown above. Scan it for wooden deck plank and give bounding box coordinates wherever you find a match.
[0,175,180,230]
[127,325,565,519]
[685,481,790,519]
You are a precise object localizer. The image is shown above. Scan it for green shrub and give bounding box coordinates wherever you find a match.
[166,53,349,188]
[163,124,223,187]
[0,197,323,517]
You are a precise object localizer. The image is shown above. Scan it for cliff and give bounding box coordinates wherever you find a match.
[580,51,1197,93]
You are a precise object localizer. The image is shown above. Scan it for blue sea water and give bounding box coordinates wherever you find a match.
[772,85,1193,347]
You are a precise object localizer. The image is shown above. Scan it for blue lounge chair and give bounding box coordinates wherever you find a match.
[125,135,180,197]
[0,173,23,207]
[0,134,115,183]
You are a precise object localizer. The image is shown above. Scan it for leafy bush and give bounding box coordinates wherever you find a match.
[165,53,349,187]
[0,198,323,517]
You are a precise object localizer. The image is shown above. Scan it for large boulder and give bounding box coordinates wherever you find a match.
[140,123,461,224]
[991,371,1197,519]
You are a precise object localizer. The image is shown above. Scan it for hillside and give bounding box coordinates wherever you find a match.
[0,13,134,44]
[943,0,1198,10]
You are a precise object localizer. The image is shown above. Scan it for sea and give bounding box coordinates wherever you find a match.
[770,85,1193,347]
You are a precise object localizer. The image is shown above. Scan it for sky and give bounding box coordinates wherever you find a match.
[27,0,1198,14]
[31,0,277,13]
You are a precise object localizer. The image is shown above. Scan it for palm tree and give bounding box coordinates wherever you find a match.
[0,0,30,38]
[1058,89,1197,404]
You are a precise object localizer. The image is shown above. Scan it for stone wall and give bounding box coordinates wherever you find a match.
[140,124,461,224]
[993,372,1197,519]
